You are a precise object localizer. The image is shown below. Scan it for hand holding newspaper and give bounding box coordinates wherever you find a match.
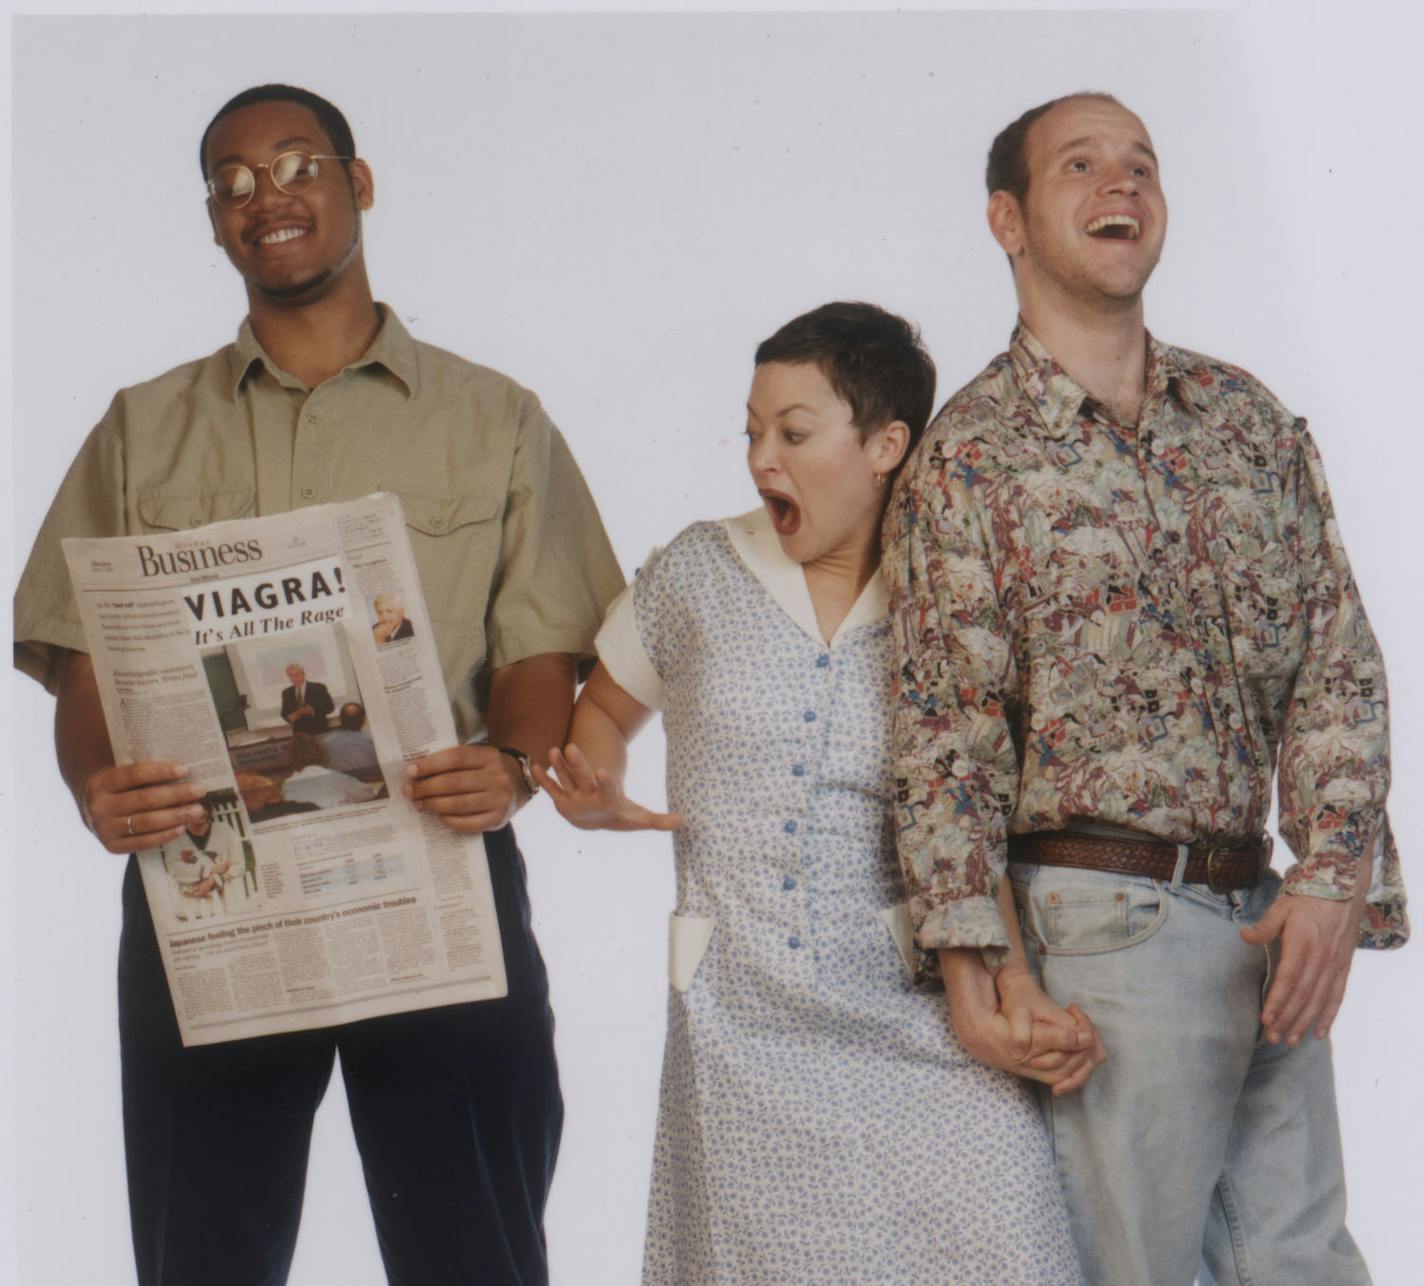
[62,493,506,1045]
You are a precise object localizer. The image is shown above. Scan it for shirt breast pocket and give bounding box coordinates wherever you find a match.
[136,488,255,533]
[386,488,503,629]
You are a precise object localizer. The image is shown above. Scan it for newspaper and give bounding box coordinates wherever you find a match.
[62,493,507,1045]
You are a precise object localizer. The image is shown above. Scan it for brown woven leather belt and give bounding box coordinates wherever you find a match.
[1008,829,1271,892]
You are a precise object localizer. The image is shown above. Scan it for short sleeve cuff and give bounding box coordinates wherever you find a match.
[486,627,600,672]
[14,617,89,695]
[595,585,665,711]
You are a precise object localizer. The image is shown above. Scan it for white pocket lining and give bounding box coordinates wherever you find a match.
[668,912,715,992]
[876,902,917,983]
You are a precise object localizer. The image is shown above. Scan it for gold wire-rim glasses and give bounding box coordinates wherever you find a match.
[206,151,354,209]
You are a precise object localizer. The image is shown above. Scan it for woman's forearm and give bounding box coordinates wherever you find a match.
[993,871,1032,977]
[563,662,654,783]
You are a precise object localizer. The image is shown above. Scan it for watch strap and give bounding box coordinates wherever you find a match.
[496,745,540,797]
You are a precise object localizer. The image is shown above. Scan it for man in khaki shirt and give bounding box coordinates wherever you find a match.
[13,83,623,1286]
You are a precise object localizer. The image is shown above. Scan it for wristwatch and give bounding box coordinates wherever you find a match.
[497,745,540,798]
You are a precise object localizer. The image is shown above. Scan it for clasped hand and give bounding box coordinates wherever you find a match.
[945,954,1107,1096]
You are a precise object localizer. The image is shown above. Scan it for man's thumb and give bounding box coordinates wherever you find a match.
[1239,901,1286,945]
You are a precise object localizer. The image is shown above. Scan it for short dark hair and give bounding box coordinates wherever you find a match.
[339,703,366,731]
[753,302,936,460]
[986,91,1123,206]
[200,84,356,178]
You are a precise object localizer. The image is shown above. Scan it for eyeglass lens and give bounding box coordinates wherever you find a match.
[210,152,322,207]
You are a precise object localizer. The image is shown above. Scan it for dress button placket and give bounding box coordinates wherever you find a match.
[787,649,829,960]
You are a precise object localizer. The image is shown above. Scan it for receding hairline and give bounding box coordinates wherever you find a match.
[985,90,1133,207]
[1018,96,1155,178]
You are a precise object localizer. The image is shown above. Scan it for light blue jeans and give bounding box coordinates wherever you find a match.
[1010,861,1370,1286]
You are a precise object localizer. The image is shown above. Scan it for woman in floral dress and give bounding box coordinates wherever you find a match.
[538,303,1099,1283]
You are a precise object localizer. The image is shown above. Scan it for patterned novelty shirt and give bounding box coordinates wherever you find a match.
[885,323,1407,956]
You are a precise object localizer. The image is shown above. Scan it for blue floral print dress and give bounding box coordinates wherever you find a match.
[596,509,1081,1284]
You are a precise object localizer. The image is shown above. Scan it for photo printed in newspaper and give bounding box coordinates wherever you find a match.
[62,492,508,1045]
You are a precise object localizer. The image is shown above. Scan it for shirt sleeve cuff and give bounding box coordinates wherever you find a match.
[1282,807,1380,902]
[1283,816,1410,951]
[486,628,599,672]
[594,585,665,711]
[912,892,1011,955]
[14,618,89,694]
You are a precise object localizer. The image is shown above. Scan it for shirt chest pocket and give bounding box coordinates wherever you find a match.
[136,488,256,533]
[388,489,503,628]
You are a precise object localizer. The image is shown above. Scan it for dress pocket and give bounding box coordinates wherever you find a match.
[875,902,917,983]
[668,912,715,992]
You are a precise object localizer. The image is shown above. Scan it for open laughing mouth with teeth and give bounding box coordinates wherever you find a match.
[256,226,310,247]
[1085,214,1140,240]
[760,490,802,536]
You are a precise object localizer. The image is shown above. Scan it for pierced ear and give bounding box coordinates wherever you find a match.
[988,190,1025,257]
[872,419,912,475]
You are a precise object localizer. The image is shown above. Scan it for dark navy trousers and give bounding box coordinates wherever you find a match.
[118,826,562,1286]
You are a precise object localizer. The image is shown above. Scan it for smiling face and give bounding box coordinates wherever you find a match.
[204,98,373,305]
[745,361,905,567]
[992,96,1167,314]
[286,664,305,686]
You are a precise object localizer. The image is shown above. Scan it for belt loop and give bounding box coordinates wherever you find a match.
[1170,843,1190,892]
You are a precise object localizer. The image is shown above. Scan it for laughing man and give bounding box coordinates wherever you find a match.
[885,92,1407,1284]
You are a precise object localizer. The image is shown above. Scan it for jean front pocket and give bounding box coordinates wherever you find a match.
[1033,869,1169,956]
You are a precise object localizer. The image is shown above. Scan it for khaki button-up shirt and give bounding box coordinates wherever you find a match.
[15,305,626,742]
[885,324,1406,954]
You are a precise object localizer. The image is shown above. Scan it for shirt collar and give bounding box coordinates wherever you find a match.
[1007,320,1183,440]
[226,301,419,401]
[720,506,888,648]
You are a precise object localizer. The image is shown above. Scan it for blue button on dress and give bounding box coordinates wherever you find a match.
[596,510,1080,1284]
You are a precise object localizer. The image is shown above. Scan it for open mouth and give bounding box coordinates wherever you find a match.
[761,491,801,537]
[1085,214,1140,241]
[256,226,311,247]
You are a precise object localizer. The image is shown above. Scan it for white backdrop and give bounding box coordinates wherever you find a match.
[6,3,1422,1283]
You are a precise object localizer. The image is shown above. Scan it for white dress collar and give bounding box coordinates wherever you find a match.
[720,507,888,648]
